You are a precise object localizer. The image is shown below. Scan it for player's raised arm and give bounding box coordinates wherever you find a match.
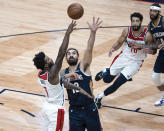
[109,28,128,57]
[81,17,102,72]
[49,21,76,84]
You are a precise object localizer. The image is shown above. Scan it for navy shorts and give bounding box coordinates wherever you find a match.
[69,103,102,131]
[154,50,164,73]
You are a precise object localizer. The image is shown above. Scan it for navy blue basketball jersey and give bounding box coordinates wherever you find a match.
[149,16,164,41]
[149,16,164,73]
[65,63,94,107]
[149,15,164,54]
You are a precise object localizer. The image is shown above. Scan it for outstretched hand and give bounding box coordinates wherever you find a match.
[87,17,103,32]
[67,21,77,34]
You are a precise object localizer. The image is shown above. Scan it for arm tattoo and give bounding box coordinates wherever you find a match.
[61,76,80,90]
[138,40,161,49]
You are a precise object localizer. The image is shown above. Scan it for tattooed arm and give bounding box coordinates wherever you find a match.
[61,73,93,99]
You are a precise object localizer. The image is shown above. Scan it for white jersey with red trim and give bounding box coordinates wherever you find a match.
[121,27,148,61]
[38,71,65,107]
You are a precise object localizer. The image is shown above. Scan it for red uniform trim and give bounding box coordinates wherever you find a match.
[60,109,64,131]
[38,71,48,80]
[110,51,123,66]
[56,109,64,131]
[138,60,144,71]
[43,87,49,97]
[128,27,147,41]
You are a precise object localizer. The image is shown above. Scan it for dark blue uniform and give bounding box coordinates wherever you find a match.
[65,64,102,131]
[149,16,164,73]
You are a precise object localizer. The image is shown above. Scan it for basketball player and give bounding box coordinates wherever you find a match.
[33,21,92,131]
[95,12,148,109]
[60,17,102,131]
[130,3,164,106]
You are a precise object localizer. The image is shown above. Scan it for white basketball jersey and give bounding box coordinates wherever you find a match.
[121,27,148,61]
[38,71,65,107]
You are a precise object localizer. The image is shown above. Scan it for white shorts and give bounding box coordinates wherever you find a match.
[110,53,143,80]
[41,102,65,131]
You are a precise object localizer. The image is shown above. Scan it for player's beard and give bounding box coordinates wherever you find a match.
[150,13,159,21]
[67,57,78,66]
[132,24,141,31]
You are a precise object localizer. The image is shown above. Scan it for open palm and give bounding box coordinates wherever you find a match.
[87,17,102,32]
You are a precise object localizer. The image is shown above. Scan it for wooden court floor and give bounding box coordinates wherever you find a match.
[0,0,164,130]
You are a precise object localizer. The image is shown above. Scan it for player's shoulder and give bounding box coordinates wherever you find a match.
[38,71,48,80]
[143,26,148,33]
[147,23,151,32]
[60,69,66,77]
[147,23,150,28]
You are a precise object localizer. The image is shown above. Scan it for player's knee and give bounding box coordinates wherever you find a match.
[103,74,115,83]
[102,68,115,83]
[103,76,114,83]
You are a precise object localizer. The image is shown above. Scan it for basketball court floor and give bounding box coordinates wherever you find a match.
[0,0,164,130]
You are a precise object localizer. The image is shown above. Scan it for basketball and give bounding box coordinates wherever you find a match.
[67,3,84,20]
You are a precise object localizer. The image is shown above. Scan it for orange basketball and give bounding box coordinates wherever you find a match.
[67,3,84,20]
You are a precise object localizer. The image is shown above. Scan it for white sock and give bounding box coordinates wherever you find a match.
[162,91,164,98]
[102,68,106,73]
[152,72,163,86]
[98,92,105,99]
[103,66,109,73]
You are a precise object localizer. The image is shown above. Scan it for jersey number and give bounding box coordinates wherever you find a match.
[131,48,138,53]
[72,82,80,94]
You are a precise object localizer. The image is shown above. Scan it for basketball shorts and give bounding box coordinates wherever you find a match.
[41,102,65,131]
[110,54,143,80]
[69,103,102,131]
